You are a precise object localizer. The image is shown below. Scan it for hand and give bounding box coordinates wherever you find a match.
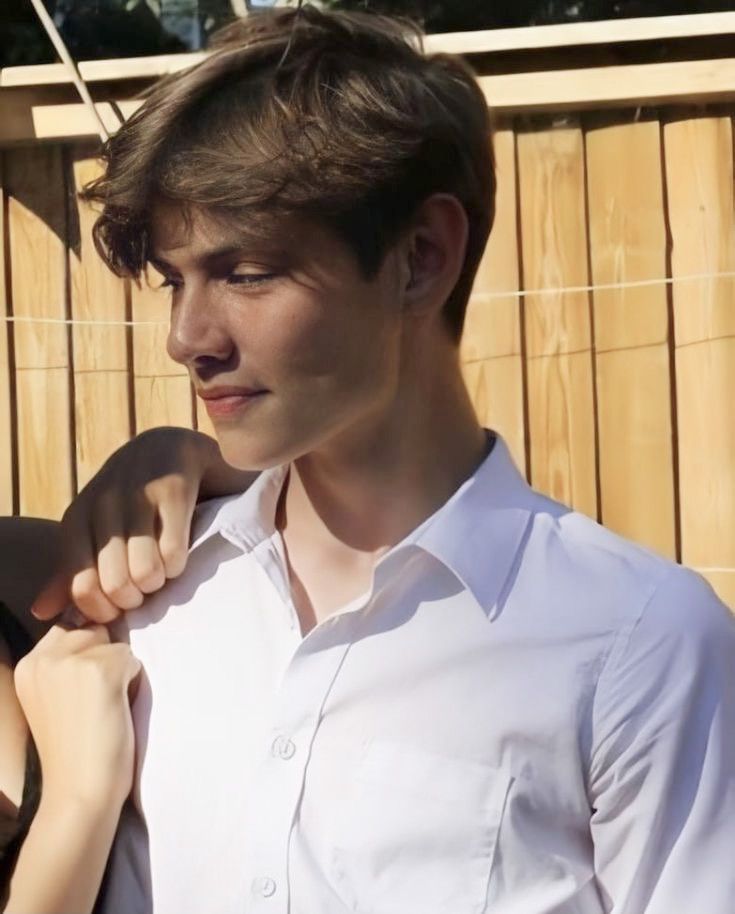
[13,624,142,812]
[30,428,255,624]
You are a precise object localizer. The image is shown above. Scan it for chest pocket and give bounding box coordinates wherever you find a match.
[330,740,512,914]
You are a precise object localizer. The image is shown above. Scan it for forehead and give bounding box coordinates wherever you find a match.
[149,199,289,260]
[147,200,371,285]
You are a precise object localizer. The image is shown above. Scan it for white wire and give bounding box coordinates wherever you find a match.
[27,0,115,142]
[2,269,734,328]
[470,269,735,301]
[4,316,163,327]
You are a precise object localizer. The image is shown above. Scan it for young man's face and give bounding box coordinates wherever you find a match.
[150,201,406,469]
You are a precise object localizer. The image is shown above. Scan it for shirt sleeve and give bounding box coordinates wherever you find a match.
[588,566,735,914]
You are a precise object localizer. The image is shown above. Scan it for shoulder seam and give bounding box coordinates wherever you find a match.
[586,562,677,792]
[596,561,676,689]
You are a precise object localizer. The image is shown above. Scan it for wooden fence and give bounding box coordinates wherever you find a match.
[463,109,735,611]
[1,14,734,609]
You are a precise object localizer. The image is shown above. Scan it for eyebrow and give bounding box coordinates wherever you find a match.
[149,256,176,274]
[150,242,285,274]
[150,244,243,268]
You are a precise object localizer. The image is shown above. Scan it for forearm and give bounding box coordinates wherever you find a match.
[3,793,122,914]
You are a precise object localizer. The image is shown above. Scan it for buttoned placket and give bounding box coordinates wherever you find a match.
[243,534,370,913]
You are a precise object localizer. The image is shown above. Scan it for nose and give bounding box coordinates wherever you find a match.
[166,283,234,368]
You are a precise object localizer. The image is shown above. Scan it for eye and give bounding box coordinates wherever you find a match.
[227,272,278,287]
[160,276,183,291]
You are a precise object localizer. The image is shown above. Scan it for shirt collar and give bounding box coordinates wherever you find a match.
[376,434,534,618]
[189,463,289,554]
[189,433,534,618]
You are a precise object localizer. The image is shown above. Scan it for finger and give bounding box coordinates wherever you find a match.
[33,493,121,623]
[30,504,95,620]
[32,534,117,624]
[154,476,197,579]
[70,566,121,624]
[123,486,167,594]
[125,497,167,596]
[127,534,166,595]
[31,571,72,621]
[84,489,133,621]
[97,534,144,611]
[36,622,110,655]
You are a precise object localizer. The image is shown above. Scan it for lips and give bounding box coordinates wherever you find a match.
[196,386,268,418]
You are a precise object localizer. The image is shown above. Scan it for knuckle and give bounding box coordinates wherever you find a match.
[143,474,185,508]
[101,576,142,609]
[93,603,121,623]
[70,568,100,604]
[114,589,145,611]
[99,570,129,596]
[159,541,187,577]
[133,562,166,593]
[70,590,120,625]
[161,473,188,498]
[146,569,167,593]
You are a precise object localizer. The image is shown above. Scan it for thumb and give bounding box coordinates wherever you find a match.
[30,571,71,621]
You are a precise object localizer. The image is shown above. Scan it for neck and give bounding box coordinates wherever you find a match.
[282,340,487,557]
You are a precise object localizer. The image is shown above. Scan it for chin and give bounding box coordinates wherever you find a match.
[215,428,293,472]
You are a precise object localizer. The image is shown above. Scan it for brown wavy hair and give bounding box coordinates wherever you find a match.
[81,5,495,341]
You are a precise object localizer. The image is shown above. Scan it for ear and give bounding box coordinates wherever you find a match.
[401,193,469,320]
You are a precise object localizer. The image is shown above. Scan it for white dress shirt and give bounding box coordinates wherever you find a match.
[99,434,735,914]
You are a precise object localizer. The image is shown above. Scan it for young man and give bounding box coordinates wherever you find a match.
[79,7,734,913]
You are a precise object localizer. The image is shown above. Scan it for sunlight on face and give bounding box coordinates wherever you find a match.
[150,201,406,470]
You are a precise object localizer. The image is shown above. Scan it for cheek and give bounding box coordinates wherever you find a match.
[245,300,381,383]
[294,317,398,401]
[225,278,402,407]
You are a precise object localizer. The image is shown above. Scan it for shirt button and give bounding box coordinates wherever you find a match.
[251,876,277,898]
[271,735,296,760]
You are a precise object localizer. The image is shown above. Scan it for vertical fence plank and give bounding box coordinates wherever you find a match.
[586,118,676,559]
[70,147,132,488]
[6,147,73,520]
[664,115,735,609]
[131,274,194,433]
[0,157,14,514]
[462,126,526,470]
[516,120,597,515]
